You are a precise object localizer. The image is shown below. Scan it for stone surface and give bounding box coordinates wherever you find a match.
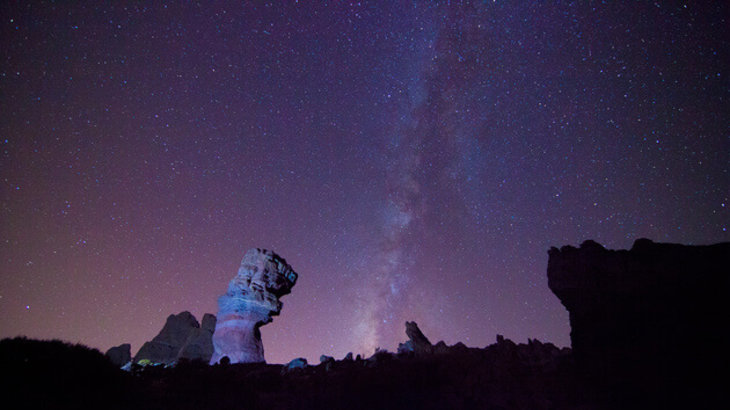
[210,248,298,364]
[548,238,730,399]
[178,313,216,362]
[396,340,413,354]
[201,313,216,332]
[105,343,131,367]
[133,311,216,365]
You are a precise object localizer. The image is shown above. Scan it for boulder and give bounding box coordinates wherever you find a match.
[210,248,298,364]
[319,355,334,364]
[105,343,131,367]
[367,348,393,366]
[284,357,308,371]
[319,355,335,371]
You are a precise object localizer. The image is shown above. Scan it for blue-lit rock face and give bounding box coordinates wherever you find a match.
[210,248,298,364]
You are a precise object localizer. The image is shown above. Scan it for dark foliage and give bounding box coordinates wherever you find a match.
[1,336,583,410]
[0,337,132,409]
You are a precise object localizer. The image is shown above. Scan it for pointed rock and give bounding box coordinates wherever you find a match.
[405,321,433,355]
[134,311,216,365]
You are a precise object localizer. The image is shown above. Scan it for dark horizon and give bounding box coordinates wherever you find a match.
[1,2,728,364]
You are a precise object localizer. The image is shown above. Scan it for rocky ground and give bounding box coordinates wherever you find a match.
[2,239,727,409]
[2,330,585,410]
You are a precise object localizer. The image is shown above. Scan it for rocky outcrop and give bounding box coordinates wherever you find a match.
[105,343,131,367]
[548,238,730,401]
[210,248,298,364]
[397,321,433,355]
[283,357,308,372]
[178,313,216,361]
[133,311,216,365]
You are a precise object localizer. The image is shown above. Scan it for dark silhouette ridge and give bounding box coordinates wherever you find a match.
[2,327,576,409]
[0,337,132,409]
[548,238,730,407]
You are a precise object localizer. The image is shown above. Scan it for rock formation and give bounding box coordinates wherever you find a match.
[178,313,216,361]
[397,321,433,355]
[133,311,216,365]
[283,357,307,372]
[105,343,131,367]
[210,248,298,364]
[548,238,730,402]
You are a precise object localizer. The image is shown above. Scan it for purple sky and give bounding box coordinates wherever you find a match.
[1,2,728,364]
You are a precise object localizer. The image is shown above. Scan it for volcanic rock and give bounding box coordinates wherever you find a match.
[319,355,335,371]
[396,340,413,354]
[401,321,433,355]
[210,248,298,364]
[284,357,308,371]
[431,340,450,355]
[367,348,394,366]
[201,313,216,332]
[178,313,216,362]
[547,238,730,402]
[134,311,216,365]
[134,311,198,364]
[105,343,131,367]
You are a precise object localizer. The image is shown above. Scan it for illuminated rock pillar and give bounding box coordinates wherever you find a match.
[210,248,298,364]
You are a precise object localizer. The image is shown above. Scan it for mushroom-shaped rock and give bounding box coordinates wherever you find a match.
[210,248,298,364]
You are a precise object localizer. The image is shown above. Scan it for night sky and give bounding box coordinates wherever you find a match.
[1,2,728,364]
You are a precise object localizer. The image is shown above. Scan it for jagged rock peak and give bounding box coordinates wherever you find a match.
[201,313,216,332]
[133,311,216,365]
[398,321,433,355]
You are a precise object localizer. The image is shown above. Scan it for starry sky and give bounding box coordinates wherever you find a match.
[1,2,728,364]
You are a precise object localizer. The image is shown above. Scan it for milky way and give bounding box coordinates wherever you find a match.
[1,2,728,364]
